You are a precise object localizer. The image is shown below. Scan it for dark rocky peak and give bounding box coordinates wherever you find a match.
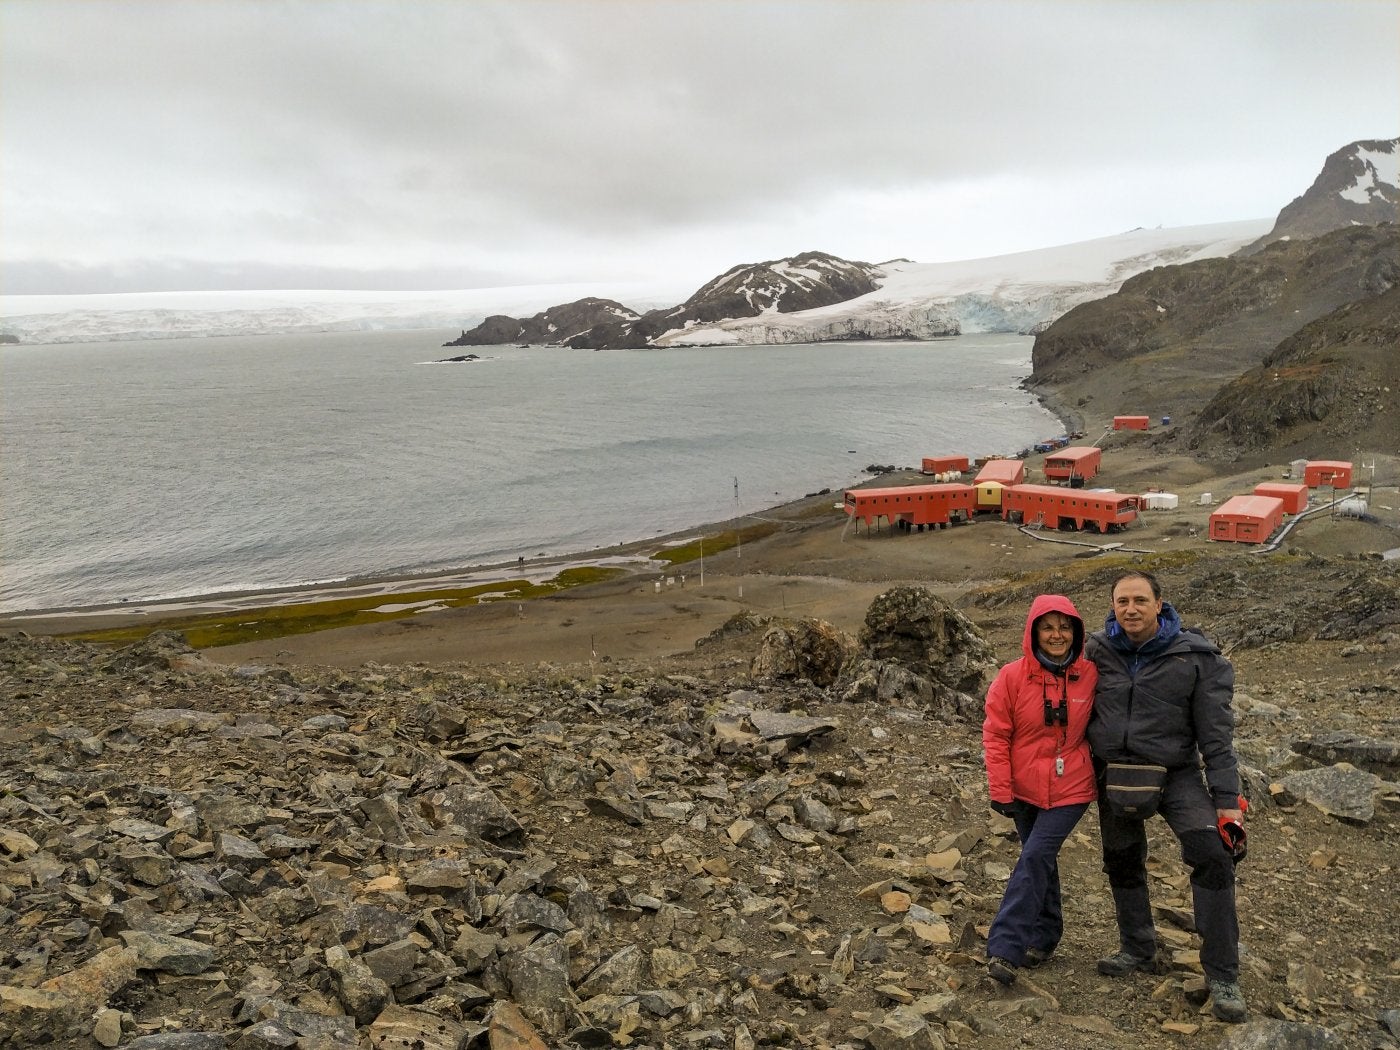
[1239,137,1399,255]
[687,250,883,316]
[567,250,881,350]
[444,297,641,347]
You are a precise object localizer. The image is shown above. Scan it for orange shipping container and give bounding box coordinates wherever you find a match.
[1253,482,1308,514]
[1303,460,1353,488]
[921,455,970,475]
[1209,495,1285,544]
[1113,415,1150,431]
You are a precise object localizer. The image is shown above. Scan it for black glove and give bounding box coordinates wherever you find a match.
[990,799,1022,818]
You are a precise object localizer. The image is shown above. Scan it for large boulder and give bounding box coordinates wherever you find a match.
[833,588,998,716]
[750,617,858,687]
[857,587,998,694]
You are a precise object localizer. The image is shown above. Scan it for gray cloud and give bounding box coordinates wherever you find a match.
[2,0,1397,294]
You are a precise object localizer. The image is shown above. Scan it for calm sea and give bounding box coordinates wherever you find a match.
[0,331,1060,613]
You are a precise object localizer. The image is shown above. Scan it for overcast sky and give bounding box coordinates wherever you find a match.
[2,0,1397,295]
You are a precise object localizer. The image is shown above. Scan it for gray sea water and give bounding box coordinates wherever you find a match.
[0,330,1062,613]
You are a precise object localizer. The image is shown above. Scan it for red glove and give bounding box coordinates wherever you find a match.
[1217,795,1248,863]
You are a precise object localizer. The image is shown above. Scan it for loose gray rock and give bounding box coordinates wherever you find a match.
[1291,731,1400,776]
[120,931,216,975]
[325,945,391,1026]
[503,935,574,1036]
[1276,762,1397,822]
[865,1005,947,1050]
[1216,1018,1347,1048]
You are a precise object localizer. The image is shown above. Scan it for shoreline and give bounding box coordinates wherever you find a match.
[0,380,1118,640]
[11,433,1396,668]
[0,485,848,635]
[3,407,1067,633]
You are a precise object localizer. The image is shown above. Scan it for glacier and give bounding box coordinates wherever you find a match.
[0,220,1272,346]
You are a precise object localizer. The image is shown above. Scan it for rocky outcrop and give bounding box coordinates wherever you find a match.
[835,588,999,717]
[1187,281,1400,455]
[750,617,858,687]
[1239,138,1400,256]
[567,251,883,349]
[444,298,641,347]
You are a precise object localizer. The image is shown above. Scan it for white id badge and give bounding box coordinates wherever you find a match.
[1055,757,1064,776]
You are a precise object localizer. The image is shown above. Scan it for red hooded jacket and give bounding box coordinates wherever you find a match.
[983,594,1097,809]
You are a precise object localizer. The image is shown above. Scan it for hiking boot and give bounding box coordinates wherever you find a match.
[1096,949,1155,977]
[1209,979,1247,1022]
[987,956,1018,986]
[1023,946,1054,968]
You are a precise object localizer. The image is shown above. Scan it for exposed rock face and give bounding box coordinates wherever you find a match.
[1188,281,1400,456]
[567,251,884,349]
[1239,137,1400,255]
[444,298,640,347]
[856,587,998,696]
[834,588,999,717]
[747,588,998,709]
[1028,223,1400,444]
[750,617,858,687]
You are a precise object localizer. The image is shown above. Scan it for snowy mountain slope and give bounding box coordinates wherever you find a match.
[651,220,1272,346]
[560,251,884,349]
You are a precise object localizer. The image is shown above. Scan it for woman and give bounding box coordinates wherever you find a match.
[981,593,1097,985]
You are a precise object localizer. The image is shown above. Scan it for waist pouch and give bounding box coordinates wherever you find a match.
[1103,762,1168,819]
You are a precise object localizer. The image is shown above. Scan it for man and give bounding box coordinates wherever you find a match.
[1085,570,1247,1023]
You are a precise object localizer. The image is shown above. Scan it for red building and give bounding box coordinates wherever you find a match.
[844,484,976,531]
[1043,446,1102,485]
[1253,482,1308,514]
[974,459,1026,486]
[921,455,970,476]
[1001,484,1139,533]
[1113,415,1151,431]
[1304,461,1353,488]
[1209,495,1285,544]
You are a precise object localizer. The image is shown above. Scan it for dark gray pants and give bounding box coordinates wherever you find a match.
[1097,765,1240,982]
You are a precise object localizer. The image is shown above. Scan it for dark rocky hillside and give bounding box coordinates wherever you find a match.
[1239,138,1399,256]
[1187,283,1400,457]
[441,252,881,351]
[443,298,640,347]
[567,251,882,350]
[1027,224,1400,450]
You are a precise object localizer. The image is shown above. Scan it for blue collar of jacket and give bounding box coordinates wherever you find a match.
[1103,601,1182,671]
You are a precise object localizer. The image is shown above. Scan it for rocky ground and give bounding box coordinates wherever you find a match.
[3,515,1399,1050]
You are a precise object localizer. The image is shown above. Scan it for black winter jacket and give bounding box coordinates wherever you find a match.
[1086,609,1240,808]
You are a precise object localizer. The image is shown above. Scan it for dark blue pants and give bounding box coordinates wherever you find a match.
[1098,765,1240,982]
[987,802,1090,965]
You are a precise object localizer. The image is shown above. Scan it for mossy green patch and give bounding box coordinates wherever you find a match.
[651,522,779,565]
[63,566,626,650]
